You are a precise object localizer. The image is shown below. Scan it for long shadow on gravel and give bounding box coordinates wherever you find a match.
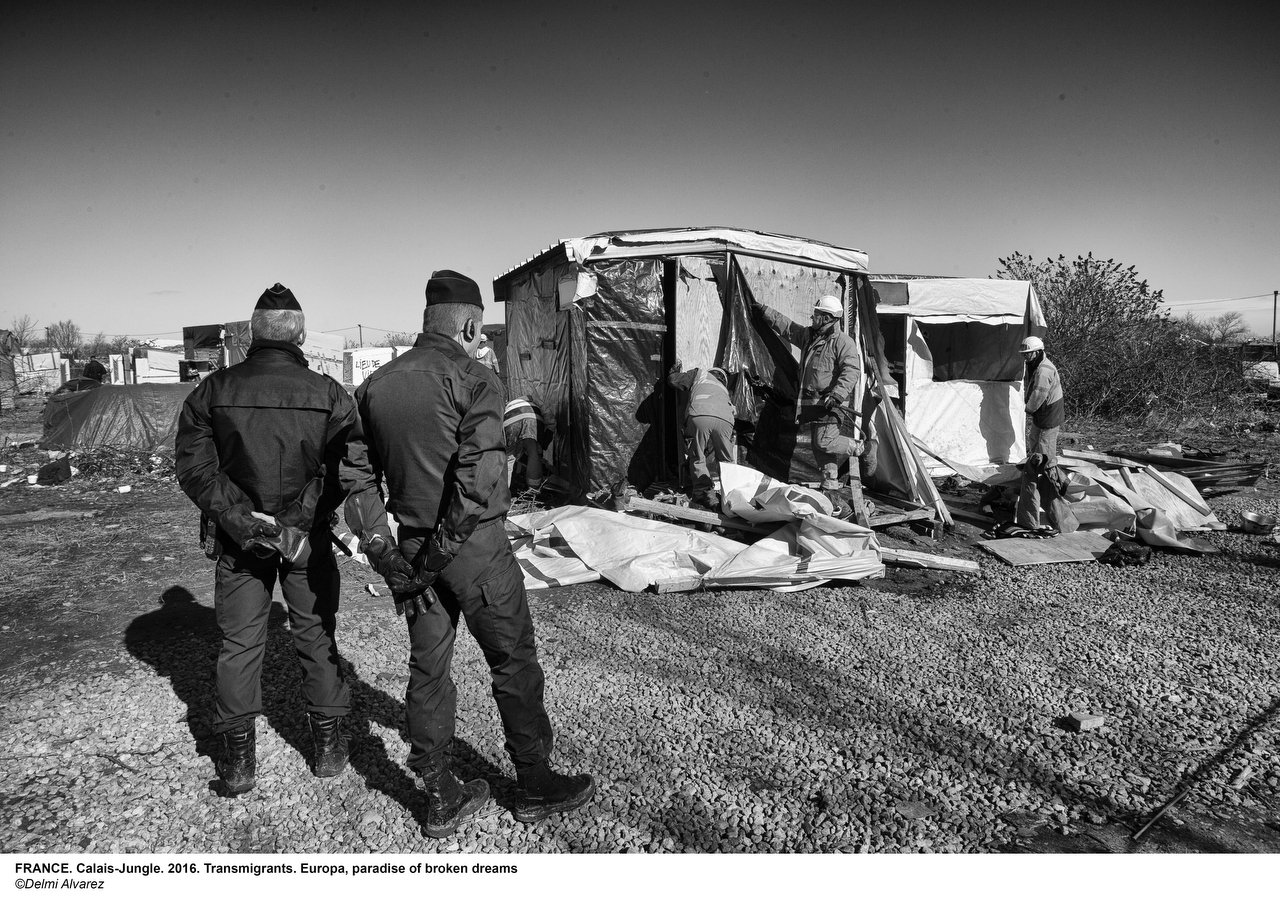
[124,586,505,840]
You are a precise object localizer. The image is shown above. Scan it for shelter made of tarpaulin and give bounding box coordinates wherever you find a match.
[41,383,196,451]
[871,276,1046,471]
[493,227,948,522]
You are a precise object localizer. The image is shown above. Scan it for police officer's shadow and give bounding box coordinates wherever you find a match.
[123,585,508,831]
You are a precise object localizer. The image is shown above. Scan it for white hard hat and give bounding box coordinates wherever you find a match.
[479,333,489,343]
[1019,335,1045,353]
[814,295,843,317]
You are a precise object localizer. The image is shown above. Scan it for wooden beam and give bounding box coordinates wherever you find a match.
[879,547,980,572]
[1144,466,1213,515]
[868,508,935,528]
[1060,448,1143,468]
[621,496,775,534]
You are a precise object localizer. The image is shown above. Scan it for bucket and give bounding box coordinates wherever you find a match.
[1240,511,1277,534]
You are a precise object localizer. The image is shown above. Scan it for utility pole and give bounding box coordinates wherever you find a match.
[1273,291,1278,361]
[358,324,363,347]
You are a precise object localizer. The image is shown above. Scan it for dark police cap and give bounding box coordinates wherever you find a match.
[255,283,302,312]
[425,270,483,309]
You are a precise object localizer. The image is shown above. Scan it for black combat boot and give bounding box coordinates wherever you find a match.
[416,765,490,839]
[217,721,256,796]
[821,488,854,520]
[512,762,596,823]
[308,713,349,778]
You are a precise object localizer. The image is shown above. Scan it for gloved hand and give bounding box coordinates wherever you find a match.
[221,506,281,551]
[820,393,842,411]
[363,535,428,595]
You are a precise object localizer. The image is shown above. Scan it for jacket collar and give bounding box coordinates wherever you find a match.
[414,331,469,356]
[247,339,308,366]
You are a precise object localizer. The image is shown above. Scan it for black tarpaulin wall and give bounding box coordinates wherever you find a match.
[581,260,666,493]
[503,260,580,490]
[41,383,196,451]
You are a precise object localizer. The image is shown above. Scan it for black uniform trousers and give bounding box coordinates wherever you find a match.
[398,518,553,774]
[212,535,350,733]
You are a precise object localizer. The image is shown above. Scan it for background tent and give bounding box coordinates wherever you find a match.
[870,276,1046,471]
[42,383,196,451]
[494,227,948,522]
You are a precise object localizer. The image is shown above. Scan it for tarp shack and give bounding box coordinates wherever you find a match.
[42,383,196,451]
[870,276,1046,471]
[493,227,947,522]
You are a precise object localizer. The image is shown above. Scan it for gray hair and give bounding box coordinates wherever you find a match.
[422,302,482,337]
[250,309,306,345]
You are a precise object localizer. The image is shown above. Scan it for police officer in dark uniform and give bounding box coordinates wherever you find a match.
[175,283,355,796]
[341,270,595,838]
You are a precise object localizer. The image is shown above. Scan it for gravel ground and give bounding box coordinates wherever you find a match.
[2,469,1279,854]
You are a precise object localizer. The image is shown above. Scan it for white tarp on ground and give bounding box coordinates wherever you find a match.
[506,462,885,592]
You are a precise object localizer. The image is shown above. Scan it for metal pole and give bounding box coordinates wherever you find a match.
[1272,291,1277,361]
[358,324,363,347]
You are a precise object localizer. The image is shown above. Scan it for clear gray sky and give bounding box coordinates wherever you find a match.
[3,1,1278,341]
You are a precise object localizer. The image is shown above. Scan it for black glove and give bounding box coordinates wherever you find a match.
[364,536,426,595]
[221,506,281,550]
[820,393,842,411]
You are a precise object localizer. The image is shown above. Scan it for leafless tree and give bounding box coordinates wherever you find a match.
[44,320,82,354]
[6,314,40,350]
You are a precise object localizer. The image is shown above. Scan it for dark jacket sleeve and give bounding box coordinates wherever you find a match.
[174,381,256,540]
[339,382,393,544]
[317,383,358,523]
[757,304,806,349]
[436,372,506,561]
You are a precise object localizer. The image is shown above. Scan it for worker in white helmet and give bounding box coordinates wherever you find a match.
[752,293,870,523]
[1015,335,1065,532]
[475,332,500,374]
[667,360,737,511]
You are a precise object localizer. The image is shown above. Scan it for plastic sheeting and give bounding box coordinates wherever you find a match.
[873,277,1045,327]
[581,259,666,492]
[41,383,196,451]
[504,260,582,492]
[565,227,869,274]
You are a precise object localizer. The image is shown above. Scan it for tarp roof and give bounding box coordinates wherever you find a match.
[871,276,1045,326]
[494,227,869,301]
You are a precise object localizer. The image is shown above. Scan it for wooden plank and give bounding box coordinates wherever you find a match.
[976,530,1114,566]
[1060,448,1143,468]
[879,547,980,572]
[868,508,934,528]
[0,508,104,527]
[674,256,724,371]
[621,496,775,534]
[1144,466,1213,515]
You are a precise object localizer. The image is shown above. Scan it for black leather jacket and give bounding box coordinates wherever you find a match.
[175,340,356,543]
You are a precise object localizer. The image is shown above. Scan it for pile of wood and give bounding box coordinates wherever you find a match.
[1102,449,1269,495]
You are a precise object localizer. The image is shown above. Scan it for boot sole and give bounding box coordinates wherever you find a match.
[422,780,491,839]
[512,777,596,823]
[221,777,256,796]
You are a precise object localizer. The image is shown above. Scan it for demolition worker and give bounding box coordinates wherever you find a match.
[475,332,500,374]
[175,283,354,796]
[667,359,736,510]
[341,269,595,838]
[1015,335,1065,532]
[753,294,869,523]
[503,395,552,491]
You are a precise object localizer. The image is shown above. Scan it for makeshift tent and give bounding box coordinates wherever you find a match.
[493,227,948,522]
[870,276,1046,471]
[42,383,196,451]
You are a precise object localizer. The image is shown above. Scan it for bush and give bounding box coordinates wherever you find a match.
[996,252,1250,424]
